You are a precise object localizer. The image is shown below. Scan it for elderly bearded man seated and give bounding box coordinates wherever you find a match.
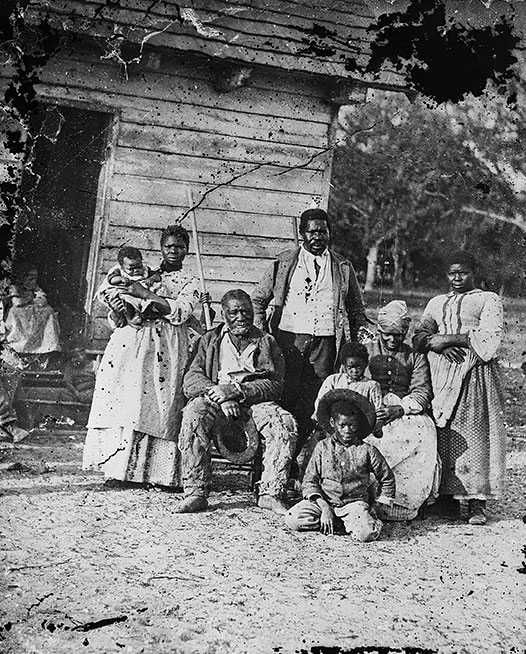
[175,289,298,515]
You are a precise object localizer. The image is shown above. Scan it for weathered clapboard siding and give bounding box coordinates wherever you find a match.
[110,204,298,238]
[38,69,331,146]
[113,149,328,195]
[30,0,393,80]
[111,175,319,216]
[39,0,372,65]
[37,56,332,123]
[103,230,292,260]
[38,41,333,102]
[121,0,374,34]
[96,0,376,35]
[122,105,327,148]
[39,87,328,147]
[118,122,327,168]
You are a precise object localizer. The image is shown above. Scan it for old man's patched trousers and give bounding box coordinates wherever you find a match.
[179,397,297,498]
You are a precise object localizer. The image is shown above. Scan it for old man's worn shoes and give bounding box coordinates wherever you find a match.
[173,496,209,513]
[257,495,289,515]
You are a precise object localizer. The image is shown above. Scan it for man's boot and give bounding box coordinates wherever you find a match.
[173,495,208,513]
[468,498,487,525]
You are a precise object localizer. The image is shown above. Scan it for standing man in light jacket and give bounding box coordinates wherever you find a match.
[252,208,369,453]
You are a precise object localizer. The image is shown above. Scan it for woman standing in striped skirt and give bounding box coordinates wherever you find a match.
[413,250,506,525]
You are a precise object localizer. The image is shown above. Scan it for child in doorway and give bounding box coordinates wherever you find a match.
[285,390,395,541]
[4,266,61,369]
[98,246,161,328]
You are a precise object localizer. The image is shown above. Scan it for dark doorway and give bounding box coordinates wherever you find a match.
[14,103,112,348]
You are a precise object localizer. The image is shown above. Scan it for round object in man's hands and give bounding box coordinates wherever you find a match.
[214,411,260,464]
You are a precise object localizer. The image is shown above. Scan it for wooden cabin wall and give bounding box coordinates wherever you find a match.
[32,0,381,79]
[1,42,336,348]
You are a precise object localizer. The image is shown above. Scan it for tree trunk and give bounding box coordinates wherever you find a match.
[365,239,381,291]
[392,233,403,293]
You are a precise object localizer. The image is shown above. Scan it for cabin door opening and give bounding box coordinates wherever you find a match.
[13,103,112,349]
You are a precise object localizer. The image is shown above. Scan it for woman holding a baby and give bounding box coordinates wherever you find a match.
[82,225,201,490]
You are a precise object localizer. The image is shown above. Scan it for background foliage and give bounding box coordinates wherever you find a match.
[328,87,526,295]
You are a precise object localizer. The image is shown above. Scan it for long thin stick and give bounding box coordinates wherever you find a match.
[186,187,213,329]
[292,216,299,247]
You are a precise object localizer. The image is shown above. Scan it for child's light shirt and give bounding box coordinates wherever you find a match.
[302,437,395,508]
[313,373,383,419]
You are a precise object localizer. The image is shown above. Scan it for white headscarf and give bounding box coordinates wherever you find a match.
[377,300,411,334]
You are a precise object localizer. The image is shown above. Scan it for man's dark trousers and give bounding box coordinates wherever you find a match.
[275,329,336,454]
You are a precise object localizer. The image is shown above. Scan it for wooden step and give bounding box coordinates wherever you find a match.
[22,398,90,408]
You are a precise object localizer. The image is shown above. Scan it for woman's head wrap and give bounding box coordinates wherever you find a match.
[377,300,411,334]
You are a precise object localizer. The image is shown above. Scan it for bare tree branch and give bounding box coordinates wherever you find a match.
[343,122,382,139]
[347,201,371,219]
[461,206,526,232]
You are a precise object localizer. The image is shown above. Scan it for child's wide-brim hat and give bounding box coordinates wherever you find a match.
[317,389,377,437]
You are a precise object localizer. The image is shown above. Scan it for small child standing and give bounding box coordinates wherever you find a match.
[285,390,395,542]
[99,246,161,328]
[313,341,383,417]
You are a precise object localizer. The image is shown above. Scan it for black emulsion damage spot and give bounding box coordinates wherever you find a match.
[366,0,519,105]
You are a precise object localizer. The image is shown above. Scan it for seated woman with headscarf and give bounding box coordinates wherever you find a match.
[366,300,439,521]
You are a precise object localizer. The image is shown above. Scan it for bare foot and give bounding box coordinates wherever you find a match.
[257,495,288,515]
[173,496,208,513]
[4,423,30,443]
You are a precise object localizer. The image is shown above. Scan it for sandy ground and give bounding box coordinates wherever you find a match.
[1,426,525,654]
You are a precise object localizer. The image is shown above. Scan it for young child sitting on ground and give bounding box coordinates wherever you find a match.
[285,390,395,542]
[99,246,161,328]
